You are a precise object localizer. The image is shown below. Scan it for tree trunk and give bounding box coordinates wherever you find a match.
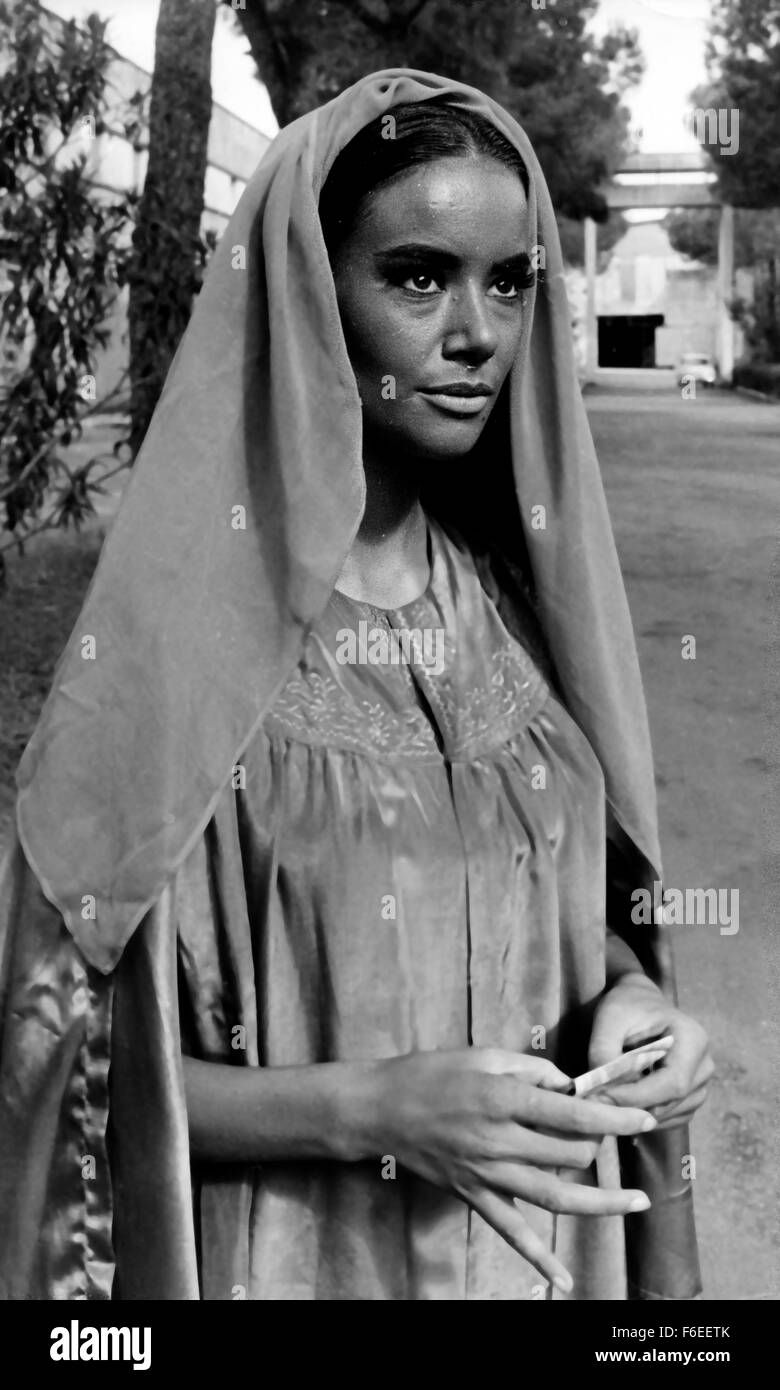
[224,1,297,127]
[127,0,217,456]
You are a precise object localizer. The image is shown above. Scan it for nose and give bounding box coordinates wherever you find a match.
[442,281,498,365]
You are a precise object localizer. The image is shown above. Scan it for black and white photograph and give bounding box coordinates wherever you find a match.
[0,0,777,1354]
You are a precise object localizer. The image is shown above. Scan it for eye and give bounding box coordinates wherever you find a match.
[489,276,523,300]
[400,271,441,295]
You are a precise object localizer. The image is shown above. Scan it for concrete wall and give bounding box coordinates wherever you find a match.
[655,265,720,366]
[85,48,271,222]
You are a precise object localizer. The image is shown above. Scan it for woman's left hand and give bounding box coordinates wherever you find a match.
[588,972,714,1129]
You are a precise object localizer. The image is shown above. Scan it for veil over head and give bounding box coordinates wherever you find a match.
[15,69,663,975]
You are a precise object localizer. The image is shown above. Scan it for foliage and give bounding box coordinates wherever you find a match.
[664,208,720,267]
[0,0,133,562]
[558,212,628,269]
[665,207,780,270]
[226,0,644,221]
[693,0,780,210]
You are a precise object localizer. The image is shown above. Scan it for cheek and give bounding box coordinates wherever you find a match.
[496,314,525,374]
[338,291,432,388]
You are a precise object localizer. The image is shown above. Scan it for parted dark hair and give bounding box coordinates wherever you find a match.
[319,100,529,259]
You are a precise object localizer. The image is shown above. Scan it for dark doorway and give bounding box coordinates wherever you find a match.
[598,314,665,368]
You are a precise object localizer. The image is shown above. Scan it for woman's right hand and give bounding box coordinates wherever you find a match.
[367,1048,658,1293]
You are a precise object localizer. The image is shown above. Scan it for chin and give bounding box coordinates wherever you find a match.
[419,431,487,462]
[397,419,490,463]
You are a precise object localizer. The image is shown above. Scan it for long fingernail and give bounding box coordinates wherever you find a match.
[553,1273,573,1293]
[629,1194,651,1212]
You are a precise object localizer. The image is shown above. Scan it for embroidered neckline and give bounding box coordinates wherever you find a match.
[264,666,440,761]
[263,519,550,763]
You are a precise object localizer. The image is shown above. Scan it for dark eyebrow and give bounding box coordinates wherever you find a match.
[374,243,530,274]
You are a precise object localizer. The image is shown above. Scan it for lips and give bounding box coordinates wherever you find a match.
[419,383,494,397]
[418,382,494,417]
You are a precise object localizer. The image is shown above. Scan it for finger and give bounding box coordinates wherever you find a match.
[687,1053,716,1090]
[471,1159,598,1203]
[599,1060,694,1110]
[588,1014,668,1069]
[506,1082,657,1137]
[513,1167,652,1218]
[651,1082,712,1129]
[601,1048,711,1110]
[648,1055,714,1111]
[496,1127,599,1171]
[465,1185,574,1294]
[480,1052,573,1090]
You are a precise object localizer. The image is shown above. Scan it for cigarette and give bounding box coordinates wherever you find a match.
[567,1034,675,1098]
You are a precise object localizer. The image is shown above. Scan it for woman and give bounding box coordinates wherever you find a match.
[0,70,711,1301]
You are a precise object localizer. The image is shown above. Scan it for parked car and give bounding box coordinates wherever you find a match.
[676,352,717,388]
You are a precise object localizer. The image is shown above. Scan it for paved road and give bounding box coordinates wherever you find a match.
[586,381,779,1301]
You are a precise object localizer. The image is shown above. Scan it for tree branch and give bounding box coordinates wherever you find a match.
[0,514,63,555]
[0,367,149,506]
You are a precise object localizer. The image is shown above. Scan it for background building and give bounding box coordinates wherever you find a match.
[594,220,747,369]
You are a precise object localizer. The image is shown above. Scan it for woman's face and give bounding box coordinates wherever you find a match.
[330,155,530,462]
